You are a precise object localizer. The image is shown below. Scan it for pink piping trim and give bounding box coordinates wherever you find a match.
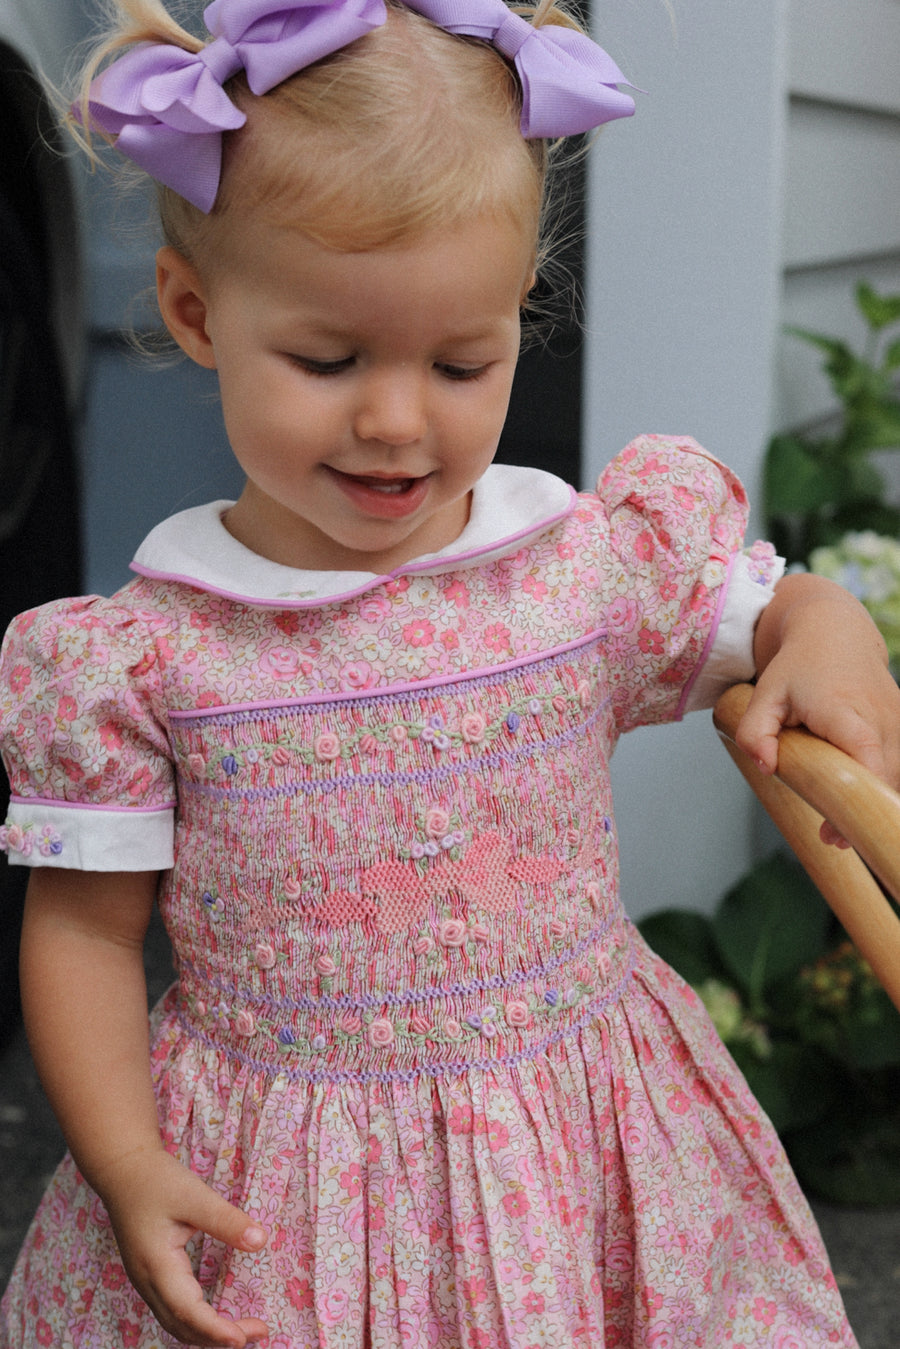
[129,488,579,610]
[674,550,738,721]
[169,626,607,721]
[9,794,175,814]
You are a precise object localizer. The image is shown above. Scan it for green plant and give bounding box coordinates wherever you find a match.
[639,853,900,1205]
[765,283,900,566]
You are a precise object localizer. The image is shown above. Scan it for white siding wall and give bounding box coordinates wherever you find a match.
[584,0,900,921]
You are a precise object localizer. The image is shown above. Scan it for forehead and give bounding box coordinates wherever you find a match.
[204,211,534,333]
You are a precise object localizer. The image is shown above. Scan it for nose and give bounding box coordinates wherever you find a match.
[353,366,427,447]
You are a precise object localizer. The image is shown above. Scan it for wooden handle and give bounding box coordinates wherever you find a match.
[714,683,900,1012]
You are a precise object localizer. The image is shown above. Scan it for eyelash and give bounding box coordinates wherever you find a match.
[290,356,489,382]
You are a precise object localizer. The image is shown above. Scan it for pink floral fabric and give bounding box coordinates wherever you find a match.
[0,439,855,1347]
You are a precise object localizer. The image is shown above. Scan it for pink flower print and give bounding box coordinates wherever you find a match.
[340,659,375,689]
[634,529,656,561]
[235,1009,256,1037]
[403,618,436,647]
[286,1277,314,1310]
[752,1299,777,1327]
[314,731,341,761]
[315,954,337,976]
[368,1017,394,1047]
[442,577,470,607]
[608,596,639,632]
[259,646,302,679]
[522,573,548,601]
[521,1289,544,1313]
[127,766,153,799]
[463,1275,489,1307]
[782,1235,804,1266]
[359,594,392,621]
[638,626,665,656]
[320,1288,350,1326]
[674,484,696,510]
[130,650,157,678]
[56,694,78,722]
[340,1163,363,1197]
[483,622,512,653]
[505,999,530,1027]
[441,629,460,651]
[439,917,468,947]
[425,807,451,838]
[460,711,486,743]
[272,610,301,635]
[668,1088,691,1115]
[9,664,31,695]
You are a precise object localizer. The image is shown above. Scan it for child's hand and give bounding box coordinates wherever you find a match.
[102,1148,270,1347]
[736,573,900,845]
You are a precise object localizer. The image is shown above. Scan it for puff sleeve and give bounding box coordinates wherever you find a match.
[0,596,176,870]
[596,435,783,735]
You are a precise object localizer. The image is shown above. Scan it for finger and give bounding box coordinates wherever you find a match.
[732,685,793,775]
[177,1180,268,1255]
[819,819,852,850]
[139,1244,269,1348]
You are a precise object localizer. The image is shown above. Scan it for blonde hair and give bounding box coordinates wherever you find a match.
[74,0,587,270]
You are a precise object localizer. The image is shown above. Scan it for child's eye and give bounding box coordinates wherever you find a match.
[437,362,489,382]
[290,355,354,376]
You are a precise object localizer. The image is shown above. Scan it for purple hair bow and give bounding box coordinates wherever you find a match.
[84,0,635,213]
[405,0,634,138]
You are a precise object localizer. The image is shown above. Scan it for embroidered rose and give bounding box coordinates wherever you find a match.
[254,943,276,970]
[284,877,303,901]
[506,999,530,1027]
[412,935,433,956]
[341,1013,363,1035]
[315,954,337,977]
[314,731,341,761]
[461,712,486,743]
[409,1013,430,1036]
[234,1009,256,1037]
[259,646,302,679]
[443,1018,462,1039]
[368,1017,394,1047]
[272,746,291,766]
[439,918,468,947]
[424,807,451,839]
[390,724,408,743]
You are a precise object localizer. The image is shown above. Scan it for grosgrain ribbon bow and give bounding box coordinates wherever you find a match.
[84,0,635,213]
[404,0,634,137]
[84,0,388,211]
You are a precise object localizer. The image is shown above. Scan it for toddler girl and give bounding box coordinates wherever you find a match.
[2,0,899,1345]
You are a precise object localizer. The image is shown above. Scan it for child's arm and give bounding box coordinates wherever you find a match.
[19,869,269,1348]
[736,572,900,840]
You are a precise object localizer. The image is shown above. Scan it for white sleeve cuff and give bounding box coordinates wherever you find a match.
[2,799,175,872]
[682,548,786,714]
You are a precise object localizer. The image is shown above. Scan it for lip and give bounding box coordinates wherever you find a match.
[327,467,432,520]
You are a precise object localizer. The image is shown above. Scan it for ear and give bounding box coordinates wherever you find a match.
[156,246,218,370]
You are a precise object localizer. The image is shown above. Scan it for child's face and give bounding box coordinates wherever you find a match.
[157,210,533,573]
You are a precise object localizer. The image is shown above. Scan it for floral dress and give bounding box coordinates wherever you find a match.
[0,437,856,1348]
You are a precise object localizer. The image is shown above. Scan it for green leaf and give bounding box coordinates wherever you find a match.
[856,282,900,332]
[730,1040,836,1135]
[637,909,723,987]
[763,434,843,517]
[882,337,900,372]
[712,853,830,1007]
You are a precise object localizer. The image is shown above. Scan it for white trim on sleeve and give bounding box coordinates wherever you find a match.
[682,550,786,714]
[2,799,175,872]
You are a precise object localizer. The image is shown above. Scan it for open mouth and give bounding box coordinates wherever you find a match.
[329,467,431,518]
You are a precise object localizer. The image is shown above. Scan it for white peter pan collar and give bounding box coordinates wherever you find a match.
[130,463,576,607]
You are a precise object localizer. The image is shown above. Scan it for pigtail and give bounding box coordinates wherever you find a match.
[69,0,204,165]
